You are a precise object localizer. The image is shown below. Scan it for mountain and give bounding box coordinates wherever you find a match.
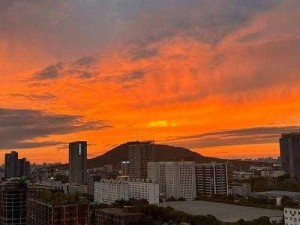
[87,142,221,168]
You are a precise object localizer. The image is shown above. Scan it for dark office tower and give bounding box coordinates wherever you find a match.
[280,133,300,180]
[0,181,27,225]
[25,161,31,177]
[5,151,19,178]
[69,141,87,184]
[195,163,228,197]
[18,158,28,177]
[129,141,155,179]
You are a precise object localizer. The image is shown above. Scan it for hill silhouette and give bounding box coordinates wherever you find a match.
[87,142,221,168]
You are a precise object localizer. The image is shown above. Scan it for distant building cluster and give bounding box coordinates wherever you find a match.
[5,151,30,178]
[0,131,298,224]
[94,142,228,203]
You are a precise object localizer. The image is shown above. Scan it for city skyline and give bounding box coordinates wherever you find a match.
[2,0,300,163]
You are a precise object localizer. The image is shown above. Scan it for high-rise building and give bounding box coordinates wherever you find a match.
[0,181,27,225]
[148,161,196,201]
[18,158,31,177]
[128,141,155,179]
[5,151,19,178]
[69,141,87,184]
[195,163,228,197]
[121,161,130,176]
[280,133,300,180]
[87,174,95,196]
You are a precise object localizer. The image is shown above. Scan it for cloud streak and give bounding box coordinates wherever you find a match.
[0,108,111,150]
[165,126,300,149]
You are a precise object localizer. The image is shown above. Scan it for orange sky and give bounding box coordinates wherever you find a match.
[1,0,300,163]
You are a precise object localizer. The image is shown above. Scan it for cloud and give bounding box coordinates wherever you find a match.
[32,56,98,80]
[165,126,300,149]
[0,0,281,65]
[120,71,145,82]
[8,93,56,101]
[73,56,97,68]
[34,63,62,80]
[0,108,111,150]
[129,48,159,61]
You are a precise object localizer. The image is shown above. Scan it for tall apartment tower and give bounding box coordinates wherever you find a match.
[280,133,300,180]
[5,151,19,178]
[195,163,228,197]
[18,158,31,177]
[0,181,27,225]
[128,141,155,179]
[148,161,196,201]
[121,161,130,176]
[69,141,87,184]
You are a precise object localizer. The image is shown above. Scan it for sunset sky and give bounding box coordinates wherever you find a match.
[1,0,300,163]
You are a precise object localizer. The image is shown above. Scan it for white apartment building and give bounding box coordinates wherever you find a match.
[285,208,300,225]
[33,181,68,194]
[94,179,159,205]
[148,161,196,201]
[127,179,159,204]
[94,179,129,204]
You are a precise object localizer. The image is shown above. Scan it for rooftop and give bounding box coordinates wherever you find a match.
[158,201,283,222]
[252,190,300,198]
[99,208,142,217]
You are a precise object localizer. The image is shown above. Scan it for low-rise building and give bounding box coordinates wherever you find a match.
[284,208,300,225]
[261,170,285,178]
[233,171,254,180]
[27,193,89,225]
[251,190,300,202]
[34,181,68,194]
[127,179,159,204]
[68,183,87,195]
[95,208,144,225]
[231,183,251,197]
[94,179,128,204]
[94,179,159,204]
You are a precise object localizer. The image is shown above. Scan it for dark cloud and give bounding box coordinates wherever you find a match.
[34,63,62,80]
[165,126,300,149]
[73,56,97,68]
[0,0,281,64]
[0,108,111,150]
[78,72,94,79]
[129,48,159,61]
[238,32,264,43]
[32,56,98,80]
[120,71,145,82]
[9,93,56,101]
